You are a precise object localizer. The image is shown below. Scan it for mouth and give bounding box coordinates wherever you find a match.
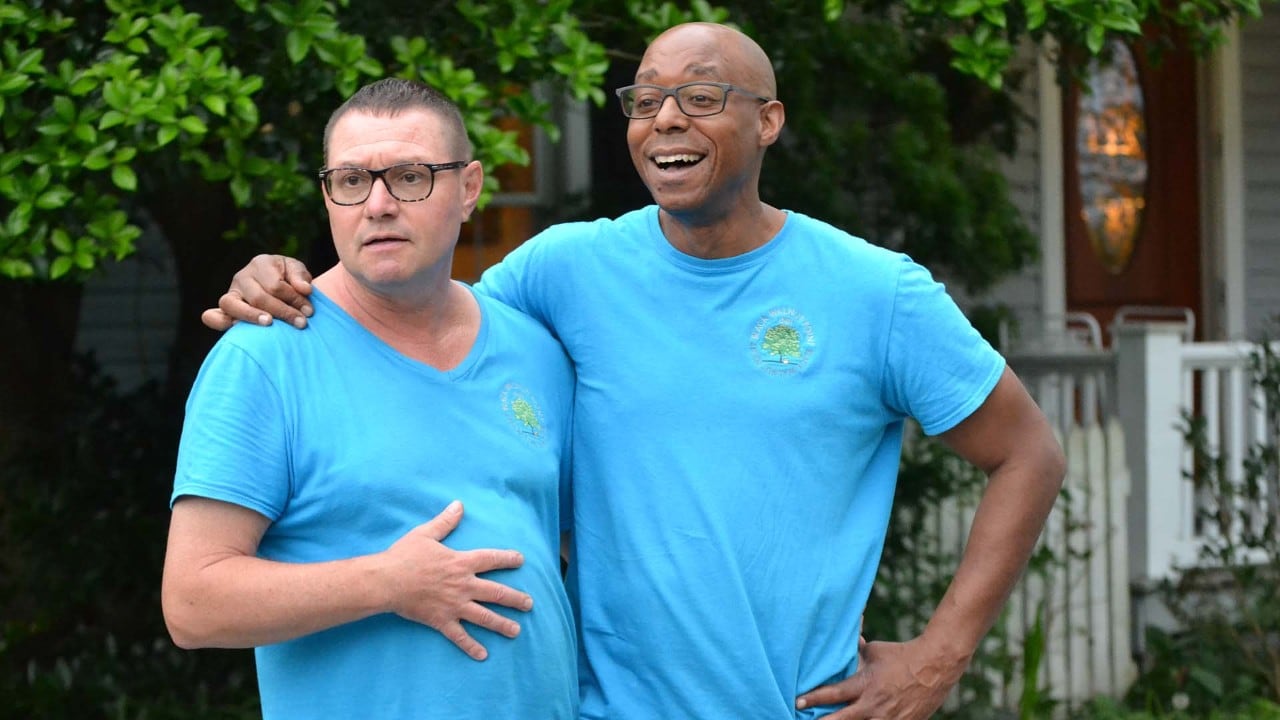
[651,152,705,171]
[362,235,409,247]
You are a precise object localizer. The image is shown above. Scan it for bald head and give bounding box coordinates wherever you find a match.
[640,23,776,98]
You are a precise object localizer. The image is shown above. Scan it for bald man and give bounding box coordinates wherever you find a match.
[205,23,1065,720]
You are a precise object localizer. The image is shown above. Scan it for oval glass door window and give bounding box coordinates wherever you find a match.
[1077,40,1147,275]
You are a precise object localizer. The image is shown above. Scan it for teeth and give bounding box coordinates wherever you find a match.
[654,153,701,165]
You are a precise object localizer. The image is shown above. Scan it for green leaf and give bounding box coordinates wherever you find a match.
[83,153,111,170]
[50,228,72,253]
[36,120,69,136]
[99,110,127,130]
[1086,25,1106,55]
[50,255,73,279]
[0,73,34,95]
[35,186,73,210]
[157,125,179,146]
[0,258,35,278]
[178,115,208,134]
[75,250,95,270]
[285,30,310,63]
[202,94,227,116]
[111,164,137,191]
[229,175,251,205]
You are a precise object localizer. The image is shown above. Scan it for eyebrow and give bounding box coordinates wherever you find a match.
[635,63,721,83]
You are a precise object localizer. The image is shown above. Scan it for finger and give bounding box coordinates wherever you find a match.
[281,257,315,300]
[438,619,488,662]
[217,291,272,326]
[421,500,464,542]
[239,280,311,329]
[200,308,237,332]
[796,678,863,711]
[460,603,522,638]
[464,547,525,574]
[472,577,533,611]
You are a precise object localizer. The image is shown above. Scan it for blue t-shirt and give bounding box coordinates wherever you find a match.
[478,206,1005,719]
[172,287,577,720]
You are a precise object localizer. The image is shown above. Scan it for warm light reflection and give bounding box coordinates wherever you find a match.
[1077,40,1147,275]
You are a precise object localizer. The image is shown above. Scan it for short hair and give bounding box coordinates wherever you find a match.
[323,78,473,164]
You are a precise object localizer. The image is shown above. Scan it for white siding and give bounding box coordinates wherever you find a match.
[74,221,179,392]
[978,45,1047,350]
[1242,9,1280,338]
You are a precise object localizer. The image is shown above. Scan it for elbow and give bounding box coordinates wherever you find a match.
[1044,441,1067,492]
[163,598,208,650]
[161,582,218,650]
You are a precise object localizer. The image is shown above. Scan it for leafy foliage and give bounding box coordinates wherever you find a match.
[0,0,610,280]
[0,357,260,718]
[1,0,1266,287]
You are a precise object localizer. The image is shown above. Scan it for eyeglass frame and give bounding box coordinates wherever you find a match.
[316,161,469,206]
[614,81,772,119]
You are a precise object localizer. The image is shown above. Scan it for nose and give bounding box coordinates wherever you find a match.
[363,175,399,217]
[651,93,688,130]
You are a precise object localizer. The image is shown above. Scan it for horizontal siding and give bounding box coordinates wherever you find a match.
[1243,9,1280,337]
[987,44,1046,346]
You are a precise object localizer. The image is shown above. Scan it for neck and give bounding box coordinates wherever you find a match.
[658,201,786,259]
[314,268,481,371]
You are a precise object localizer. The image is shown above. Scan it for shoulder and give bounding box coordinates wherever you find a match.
[478,293,565,353]
[780,210,920,291]
[521,206,656,257]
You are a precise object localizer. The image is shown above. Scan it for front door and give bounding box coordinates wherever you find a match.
[1063,33,1202,342]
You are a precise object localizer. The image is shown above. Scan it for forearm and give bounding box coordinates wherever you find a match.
[921,444,1064,663]
[162,551,392,649]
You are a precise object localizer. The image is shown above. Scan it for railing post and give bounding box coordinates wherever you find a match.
[1114,322,1189,585]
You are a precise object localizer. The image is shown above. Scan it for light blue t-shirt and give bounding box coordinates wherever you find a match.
[478,206,1005,719]
[172,287,577,720]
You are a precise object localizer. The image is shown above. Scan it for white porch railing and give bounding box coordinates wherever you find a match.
[973,321,1280,709]
[1115,324,1280,584]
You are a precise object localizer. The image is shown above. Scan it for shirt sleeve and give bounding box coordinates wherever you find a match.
[881,257,1006,436]
[172,338,291,521]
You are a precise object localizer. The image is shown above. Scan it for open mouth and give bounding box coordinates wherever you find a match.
[363,236,407,247]
[653,153,704,170]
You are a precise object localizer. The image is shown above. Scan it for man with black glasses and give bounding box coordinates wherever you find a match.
[204,23,1065,720]
[162,78,577,719]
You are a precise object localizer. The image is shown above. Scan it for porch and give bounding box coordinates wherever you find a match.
[939,319,1280,708]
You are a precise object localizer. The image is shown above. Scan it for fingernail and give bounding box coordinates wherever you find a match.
[257,314,271,326]
[302,304,314,317]
[796,699,807,710]
[446,500,462,513]
[292,316,307,329]
[524,597,534,611]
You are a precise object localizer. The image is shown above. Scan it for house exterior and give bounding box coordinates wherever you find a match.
[990,13,1280,348]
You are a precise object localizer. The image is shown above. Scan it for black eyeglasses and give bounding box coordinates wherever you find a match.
[614,82,772,119]
[317,161,468,206]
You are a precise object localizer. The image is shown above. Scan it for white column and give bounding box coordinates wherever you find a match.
[1114,322,1189,584]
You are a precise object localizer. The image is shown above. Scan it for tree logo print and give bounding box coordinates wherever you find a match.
[501,383,548,446]
[749,307,815,375]
[761,324,802,364]
[511,397,540,436]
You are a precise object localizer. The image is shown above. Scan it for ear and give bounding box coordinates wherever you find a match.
[460,160,484,221]
[758,100,785,148]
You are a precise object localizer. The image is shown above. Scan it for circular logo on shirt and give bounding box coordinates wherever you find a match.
[501,383,548,446]
[749,307,816,375]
